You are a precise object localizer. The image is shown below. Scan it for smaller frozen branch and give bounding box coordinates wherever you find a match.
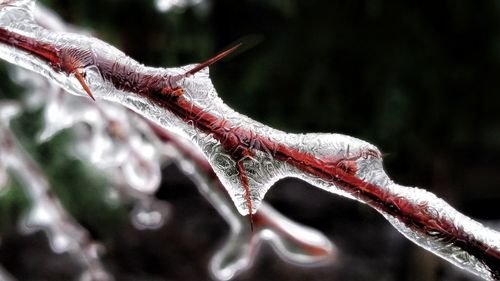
[0,102,111,281]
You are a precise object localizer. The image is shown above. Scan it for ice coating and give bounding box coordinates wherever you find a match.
[0,102,111,281]
[0,1,500,280]
[0,161,7,189]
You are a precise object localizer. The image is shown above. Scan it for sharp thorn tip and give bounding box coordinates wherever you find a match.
[74,70,96,102]
[182,43,243,77]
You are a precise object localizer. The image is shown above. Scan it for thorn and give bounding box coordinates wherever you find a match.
[249,212,254,232]
[237,160,254,232]
[74,69,95,101]
[183,43,242,77]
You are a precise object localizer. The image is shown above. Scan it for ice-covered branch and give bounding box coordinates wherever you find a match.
[0,0,499,280]
[0,102,111,281]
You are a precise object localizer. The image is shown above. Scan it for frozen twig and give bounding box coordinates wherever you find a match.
[0,0,499,280]
[0,102,111,281]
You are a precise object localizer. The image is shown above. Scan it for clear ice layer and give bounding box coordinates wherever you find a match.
[0,102,111,281]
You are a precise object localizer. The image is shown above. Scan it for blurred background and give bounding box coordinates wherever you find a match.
[1,0,500,280]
